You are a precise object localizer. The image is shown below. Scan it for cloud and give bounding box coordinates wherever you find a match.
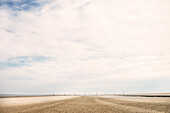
[0,0,170,93]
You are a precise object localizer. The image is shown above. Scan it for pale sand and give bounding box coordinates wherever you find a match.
[0,96,78,106]
[99,96,170,103]
[1,97,170,113]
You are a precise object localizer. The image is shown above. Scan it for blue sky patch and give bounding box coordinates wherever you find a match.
[0,0,47,11]
[6,29,14,33]
[0,56,50,70]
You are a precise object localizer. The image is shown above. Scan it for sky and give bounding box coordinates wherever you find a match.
[0,0,170,94]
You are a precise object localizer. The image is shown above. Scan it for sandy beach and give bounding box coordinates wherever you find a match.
[0,96,78,106]
[0,96,170,113]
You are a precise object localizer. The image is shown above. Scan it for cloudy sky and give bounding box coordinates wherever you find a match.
[0,0,170,94]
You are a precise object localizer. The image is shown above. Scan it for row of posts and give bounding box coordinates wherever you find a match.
[52,91,125,96]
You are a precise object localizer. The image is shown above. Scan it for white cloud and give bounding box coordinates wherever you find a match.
[0,0,170,93]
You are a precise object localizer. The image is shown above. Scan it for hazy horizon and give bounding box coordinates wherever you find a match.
[0,0,170,94]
